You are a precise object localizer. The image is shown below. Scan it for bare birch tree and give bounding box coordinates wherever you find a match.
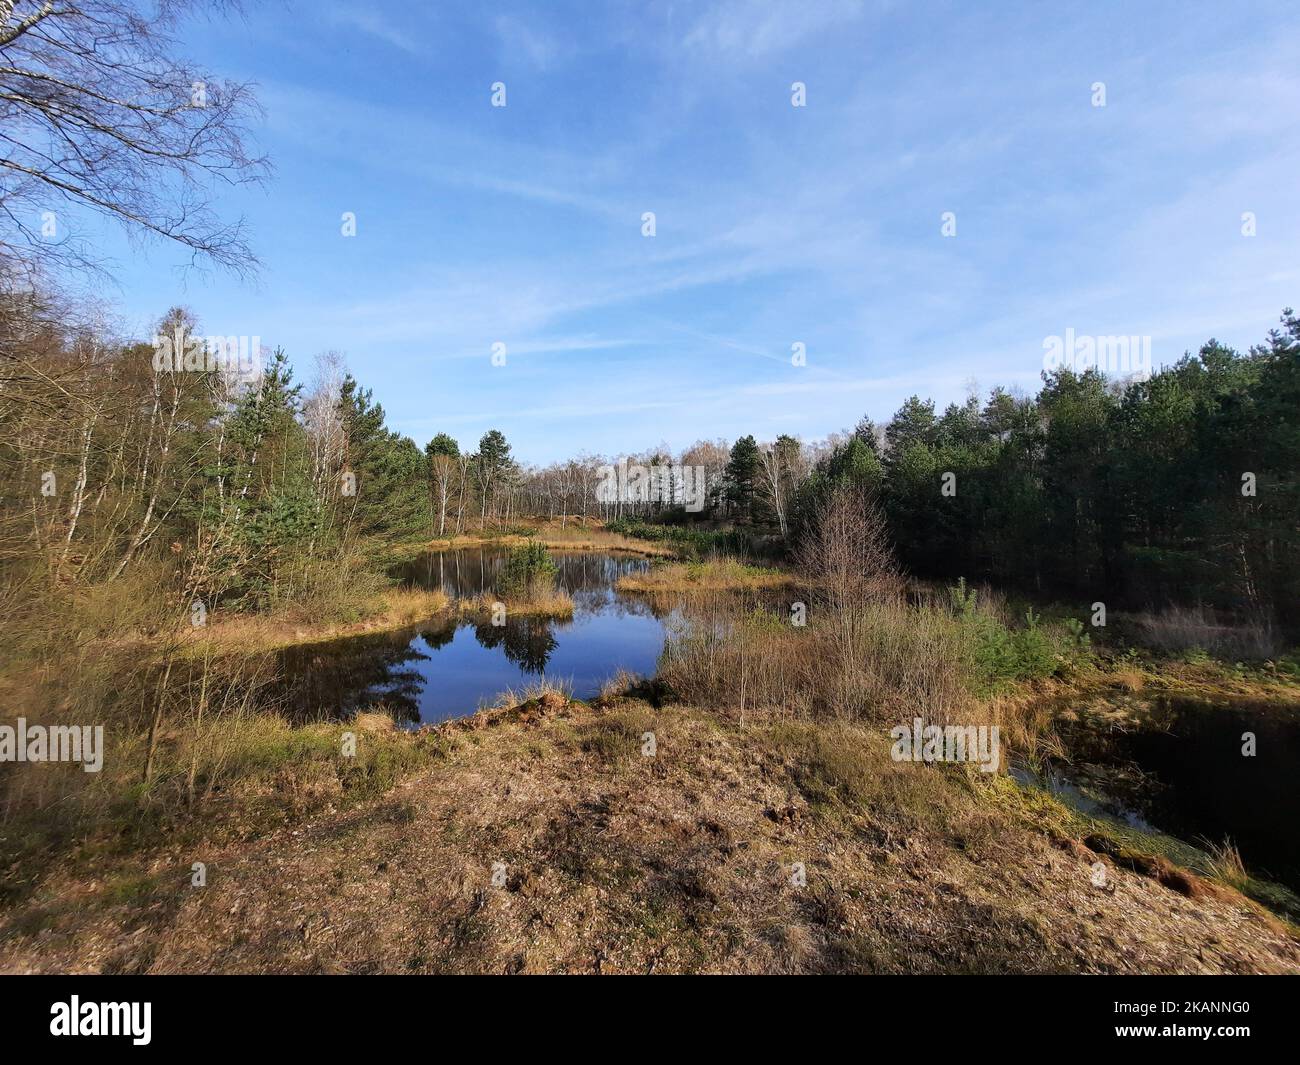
[0,0,268,280]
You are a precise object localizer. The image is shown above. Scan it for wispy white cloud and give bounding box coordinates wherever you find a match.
[494,14,569,70]
[682,0,872,59]
[320,2,425,56]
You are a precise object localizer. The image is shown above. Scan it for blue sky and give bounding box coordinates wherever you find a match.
[86,0,1300,463]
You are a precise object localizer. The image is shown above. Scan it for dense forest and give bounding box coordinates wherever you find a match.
[801,315,1300,632]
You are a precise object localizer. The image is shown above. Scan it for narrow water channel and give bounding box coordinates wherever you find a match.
[1028,694,1300,892]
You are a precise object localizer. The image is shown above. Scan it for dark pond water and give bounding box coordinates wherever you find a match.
[1030,696,1300,892]
[274,549,670,725]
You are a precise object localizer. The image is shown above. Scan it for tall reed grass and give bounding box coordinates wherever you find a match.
[1133,604,1279,660]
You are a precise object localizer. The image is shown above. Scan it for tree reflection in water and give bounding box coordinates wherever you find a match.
[472,615,561,674]
[273,548,667,725]
[276,628,436,725]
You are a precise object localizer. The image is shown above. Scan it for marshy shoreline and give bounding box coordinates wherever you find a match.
[3,528,1299,974]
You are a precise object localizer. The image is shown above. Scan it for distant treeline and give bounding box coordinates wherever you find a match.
[5,292,1296,632]
[734,310,1299,632]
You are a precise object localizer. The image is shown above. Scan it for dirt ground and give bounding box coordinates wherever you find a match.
[2,696,1297,975]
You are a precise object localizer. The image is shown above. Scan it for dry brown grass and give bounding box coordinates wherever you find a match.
[616,557,792,594]
[0,695,440,915]
[1133,605,1280,660]
[1203,838,1251,892]
[597,668,645,703]
[661,591,976,726]
[486,675,574,709]
[153,573,580,657]
[461,588,575,620]
[430,522,674,557]
[174,587,452,655]
[3,697,1294,975]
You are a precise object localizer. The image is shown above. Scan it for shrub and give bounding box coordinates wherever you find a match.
[949,582,1064,686]
[1063,617,1091,650]
[497,541,559,599]
[661,591,973,723]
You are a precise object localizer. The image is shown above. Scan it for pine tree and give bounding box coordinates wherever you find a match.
[724,434,761,522]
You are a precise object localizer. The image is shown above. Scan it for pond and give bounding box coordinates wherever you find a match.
[1025,694,1300,893]
[274,548,670,725]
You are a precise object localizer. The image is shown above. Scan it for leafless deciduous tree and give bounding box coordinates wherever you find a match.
[0,0,268,280]
[302,350,347,552]
[794,482,905,716]
[797,482,900,613]
[428,451,456,536]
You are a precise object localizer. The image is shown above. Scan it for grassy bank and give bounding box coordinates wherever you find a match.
[426,520,675,557]
[0,701,447,912]
[98,532,609,657]
[173,588,453,655]
[1084,646,1300,706]
[0,535,584,900]
[617,557,793,594]
[181,583,577,655]
[603,517,778,560]
[1,690,1294,974]
[460,588,575,621]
